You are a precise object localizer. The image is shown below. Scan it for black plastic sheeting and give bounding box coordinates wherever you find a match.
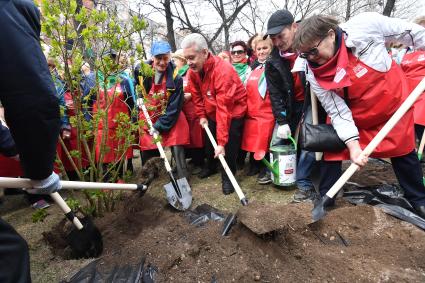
[183,203,225,226]
[343,184,425,230]
[62,258,157,283]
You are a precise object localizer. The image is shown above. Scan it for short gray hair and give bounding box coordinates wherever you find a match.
[181,33,208,52]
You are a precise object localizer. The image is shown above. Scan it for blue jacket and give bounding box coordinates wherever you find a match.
[135,61,184,133]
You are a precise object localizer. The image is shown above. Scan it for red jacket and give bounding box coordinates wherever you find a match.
[187,54,247,146]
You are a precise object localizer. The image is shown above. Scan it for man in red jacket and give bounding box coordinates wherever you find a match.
[182,33,247,195]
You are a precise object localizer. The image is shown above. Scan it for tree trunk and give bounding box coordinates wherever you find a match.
[345,0,351,21]
[383,0,396,16]
[163,0,177,51]
[224,25,230,51]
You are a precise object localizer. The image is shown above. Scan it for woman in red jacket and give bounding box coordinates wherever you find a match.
[293,13,425,217]
[241,35,275,184]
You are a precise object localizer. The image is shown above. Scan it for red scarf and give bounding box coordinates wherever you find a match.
[280,52,297,68]
[309,36,351,90]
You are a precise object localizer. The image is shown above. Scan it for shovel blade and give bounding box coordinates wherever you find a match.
[164,177,192,211]
[66,217,103,259]
[311,196,333,222]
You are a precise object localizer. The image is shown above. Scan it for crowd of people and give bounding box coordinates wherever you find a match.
[1,0,425,281]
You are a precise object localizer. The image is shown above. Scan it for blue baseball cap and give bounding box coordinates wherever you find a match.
[151,41,172,56]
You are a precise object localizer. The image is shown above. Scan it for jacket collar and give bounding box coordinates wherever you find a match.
[201,53,216,75]
[149,60,176,90]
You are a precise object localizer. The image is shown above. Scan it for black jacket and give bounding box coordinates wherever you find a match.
[265,47,308,126]
[135,61,184,133]
[0,0,60,179]
[0,121,18,157]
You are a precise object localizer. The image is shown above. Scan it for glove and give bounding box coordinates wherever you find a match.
[276,124,291,139]
[28,172,62,195]
[149,127,159,137]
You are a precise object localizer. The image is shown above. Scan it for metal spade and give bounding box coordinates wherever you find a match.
[138,97,192,211]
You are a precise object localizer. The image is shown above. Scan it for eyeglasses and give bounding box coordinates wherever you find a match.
[298,36,327,59]
[231,50,245,55]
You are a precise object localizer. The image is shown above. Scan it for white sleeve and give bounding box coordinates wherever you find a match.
[306,69,359,144]
[343,12,425,50]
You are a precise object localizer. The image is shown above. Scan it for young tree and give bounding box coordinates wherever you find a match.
[41,0,148,216]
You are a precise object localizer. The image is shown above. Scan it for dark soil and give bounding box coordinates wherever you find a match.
[9,157,425,282]
[48,193,425,282]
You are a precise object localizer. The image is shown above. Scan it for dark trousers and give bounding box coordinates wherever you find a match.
[415,124,424,142]
[318,150,425,206]
[141,149,160,166]
[205,118,244,184]
[0,218,31,283]
[185,148,205,167]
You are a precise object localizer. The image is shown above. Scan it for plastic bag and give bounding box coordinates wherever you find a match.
[343,184,425,230]
[184,204,225,226]
[63,258,157,283]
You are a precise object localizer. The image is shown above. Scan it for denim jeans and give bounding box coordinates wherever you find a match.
[296,150,316,191]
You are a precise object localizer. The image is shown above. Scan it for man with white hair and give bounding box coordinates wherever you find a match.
[181,33,247,195]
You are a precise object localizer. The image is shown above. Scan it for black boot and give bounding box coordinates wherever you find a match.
[198,157,217,179]
[172,146,188,179]
[222,173,235,195]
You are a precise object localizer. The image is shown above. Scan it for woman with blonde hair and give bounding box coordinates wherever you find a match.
[241,35,275,184]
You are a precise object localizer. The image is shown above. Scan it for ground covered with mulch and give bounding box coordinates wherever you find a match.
[2,158,425,282]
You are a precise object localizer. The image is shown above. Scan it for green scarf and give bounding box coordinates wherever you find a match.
[232,63,250,83]
[98,71,120,90]
[177,65,189,76]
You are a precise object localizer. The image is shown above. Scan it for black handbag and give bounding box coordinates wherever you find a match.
[298,88,348,152]
[299,122,346,152]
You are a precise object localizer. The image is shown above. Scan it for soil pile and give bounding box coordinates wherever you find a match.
[52,194,425,282]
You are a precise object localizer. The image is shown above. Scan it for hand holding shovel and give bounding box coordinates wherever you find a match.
[312,77,425,222]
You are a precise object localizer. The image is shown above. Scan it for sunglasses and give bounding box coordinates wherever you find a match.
[231,50,245,55]
[298,36,327,59]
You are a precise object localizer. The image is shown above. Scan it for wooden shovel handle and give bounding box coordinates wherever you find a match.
[326,77,425,199]
[50,192,84,230]
[203,124,247,203]
[310,89,323,161]
[0,177,143,190]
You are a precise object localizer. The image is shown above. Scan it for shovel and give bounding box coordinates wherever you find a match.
[0,177,150,258]
[203,124,248,235]
[312,77,425,222]
[138,98,192,211]
[310,89,323,161]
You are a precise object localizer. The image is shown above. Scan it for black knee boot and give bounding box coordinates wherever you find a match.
[172,146,188,179]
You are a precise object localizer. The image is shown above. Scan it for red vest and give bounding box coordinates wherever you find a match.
[94,83,133,163]
[139,80,189,150]
[182,75,204,148]
[286,54,305,102]
[241,67,275,153]
[56,91,90,171]
[0,155,23,177]
[400,51,425,126]
[325,52,415,160]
